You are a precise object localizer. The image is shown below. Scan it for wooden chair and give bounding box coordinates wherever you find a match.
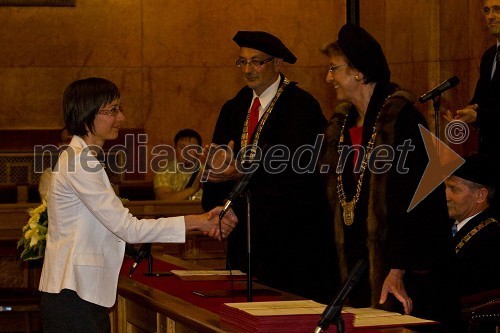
[461,288,500,333]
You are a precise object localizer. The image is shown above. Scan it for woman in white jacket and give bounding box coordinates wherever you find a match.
[39,77,238,333]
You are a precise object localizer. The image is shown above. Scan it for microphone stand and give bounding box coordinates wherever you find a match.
[246,191,253,302]
[216,145,278,301]
[314,306,344,333]
[314,259,367,333]
[144,252,173,277]
[336,316,345,333]
[432,94,441,140]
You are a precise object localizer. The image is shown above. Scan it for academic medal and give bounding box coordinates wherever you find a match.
[343,201,355,226]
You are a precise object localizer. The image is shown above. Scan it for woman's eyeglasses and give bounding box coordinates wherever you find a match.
[97,105,123,117]
[328,64,348,74]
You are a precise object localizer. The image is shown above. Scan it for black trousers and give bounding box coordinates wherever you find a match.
[41,289,110,333]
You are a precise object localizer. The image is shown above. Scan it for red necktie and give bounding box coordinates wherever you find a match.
[247,97,261,142]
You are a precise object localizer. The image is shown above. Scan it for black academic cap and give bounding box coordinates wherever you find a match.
[453,155,497,187]
[337,24,391,83]
[233,31,297,64]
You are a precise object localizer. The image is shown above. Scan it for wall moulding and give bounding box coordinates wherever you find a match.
[0,0,74,6]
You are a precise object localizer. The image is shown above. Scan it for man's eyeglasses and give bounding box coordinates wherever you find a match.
[97,105,123,117]
[484,6,500,15]
[236,56,275,69]
[328,64,348,74]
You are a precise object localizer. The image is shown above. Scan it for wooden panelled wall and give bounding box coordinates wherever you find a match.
[0,0,493,181]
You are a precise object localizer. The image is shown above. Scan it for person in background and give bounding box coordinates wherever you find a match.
[201,31,339,303]
[38,127,73,201]
[319,24,450,322]
[445,0,500,163]
[445,0,500,215]
[39,77,237,333]
[154,128,203,201]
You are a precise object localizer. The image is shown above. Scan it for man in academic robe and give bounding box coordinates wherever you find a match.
[201,31,339,303]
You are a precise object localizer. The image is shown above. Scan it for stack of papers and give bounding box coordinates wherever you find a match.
[343,307,437,328]
[220,300,353,333]
[171,270,246,281]
[220,301,437,332]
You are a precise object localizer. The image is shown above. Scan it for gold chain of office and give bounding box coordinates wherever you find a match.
[336,95,392,226]
[455,218,498,254]
[240,78,290,160]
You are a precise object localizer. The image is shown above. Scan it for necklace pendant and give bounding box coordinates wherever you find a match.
[343,201,355,226]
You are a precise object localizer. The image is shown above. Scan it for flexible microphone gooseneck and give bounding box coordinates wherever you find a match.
[219,170,257,220]
[314,259,368,333]
[128,243,151,277]
[218,144,267,220]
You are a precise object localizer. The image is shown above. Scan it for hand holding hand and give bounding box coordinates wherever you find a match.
[203,206,238,240]
[379,269,412,315]
[185,207,237,240]
[185,208,238,240]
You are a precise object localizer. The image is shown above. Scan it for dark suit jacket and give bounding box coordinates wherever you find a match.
[471,44,500,160]
[451,208,500,297]
[202,75,339,303]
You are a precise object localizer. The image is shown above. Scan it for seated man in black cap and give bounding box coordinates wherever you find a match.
[201,31,339,303]
[442,156,500,332]
[445,156,500,297]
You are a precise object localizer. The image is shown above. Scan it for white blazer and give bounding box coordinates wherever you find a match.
[39,136,186,307]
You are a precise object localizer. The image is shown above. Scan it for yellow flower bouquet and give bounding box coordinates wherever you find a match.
[17,200,48,261]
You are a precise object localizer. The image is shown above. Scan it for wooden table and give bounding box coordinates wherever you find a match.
[114,255,427,333]
[115,254,242,333]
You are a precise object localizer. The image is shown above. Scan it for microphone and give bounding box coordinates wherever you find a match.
[419,76,460,103]
[219,166,258,220]
[314,259,368,333]
[128,243,151,277]
[218,144,267,220]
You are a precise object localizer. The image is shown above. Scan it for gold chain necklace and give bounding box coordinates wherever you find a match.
[240,78,290,160]
[336,95,391,226]
[455,218,497,254]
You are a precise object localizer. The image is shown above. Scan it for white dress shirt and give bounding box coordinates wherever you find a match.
[252,75,281,119]
[491,39,500,79]
[455,211,482,233]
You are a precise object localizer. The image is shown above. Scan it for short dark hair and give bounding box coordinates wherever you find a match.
[174,129,202,146]
[63,78,120,137]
